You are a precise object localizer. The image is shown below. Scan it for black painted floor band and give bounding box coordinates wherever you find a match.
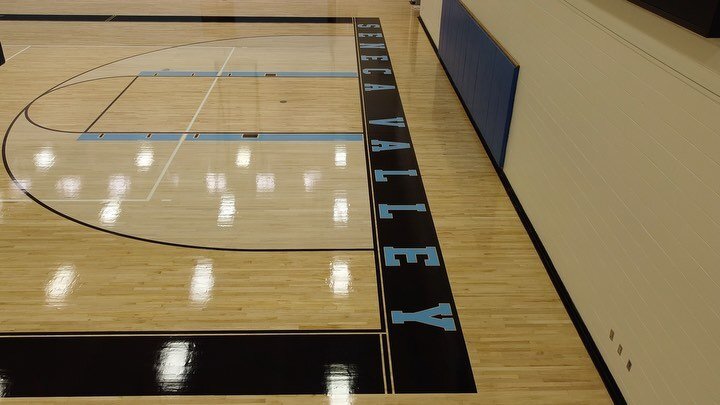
[0,334,384,397]
[355,17,476,393]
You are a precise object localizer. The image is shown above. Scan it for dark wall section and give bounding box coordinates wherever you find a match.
[438,0,519,167]
[628,0,720,37]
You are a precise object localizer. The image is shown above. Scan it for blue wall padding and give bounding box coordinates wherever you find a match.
[439,0,519,167]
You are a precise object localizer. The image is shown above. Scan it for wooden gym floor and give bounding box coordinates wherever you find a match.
[0,1,611,404]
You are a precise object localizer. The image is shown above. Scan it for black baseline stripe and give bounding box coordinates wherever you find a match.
[418,15,626,405]
[356,18,476,393]
[0,329,383,337]
[0,334,384,397]
[0,14,352,24]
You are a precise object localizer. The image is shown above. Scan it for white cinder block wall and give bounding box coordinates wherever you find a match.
[422,0,720,403]
[419,0,443,45]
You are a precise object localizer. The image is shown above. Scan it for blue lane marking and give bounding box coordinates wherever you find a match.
[222,72,265,77]
[78,133,183,141]
[188,133,245,141]
[138,71,358,78]
[139,71,219,77]
[77,133,363,142]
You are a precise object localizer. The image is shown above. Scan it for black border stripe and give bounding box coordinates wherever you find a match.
[418,16,626,405]
[356,18,476,394]
[0,14,352,24]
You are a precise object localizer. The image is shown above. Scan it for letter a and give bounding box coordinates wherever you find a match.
[374,169,417,182]
[369,117,405,127]
[371,140,410,152]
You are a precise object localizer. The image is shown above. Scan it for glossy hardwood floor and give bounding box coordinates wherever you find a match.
[0,1,611,403]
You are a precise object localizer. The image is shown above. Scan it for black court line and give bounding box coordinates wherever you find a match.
[23,75,140,135]
[25,109,90,134]
[418,15,625,404]
[0,193,374,255]
[0,149,375,255]
[83,76,138,133]
[0,14,352,24]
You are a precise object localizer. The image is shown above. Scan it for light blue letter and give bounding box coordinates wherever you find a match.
[371,139,410,152]
[391,303,456,331]
[383,246,440,267]
[360,43,386,49]
[361,55,389,61]
[364,83,396,92]
[374,169,417,182]
[378,203,427,219]
[369,117,405,127]
[362,68,391,75]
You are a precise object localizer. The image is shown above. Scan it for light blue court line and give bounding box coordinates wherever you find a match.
[221,72,265,77]
[78,133,183,141]
[186,133,245,141]
[138,71,358,78]
[187,133,363,142]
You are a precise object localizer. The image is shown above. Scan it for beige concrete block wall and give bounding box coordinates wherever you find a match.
[423,0,720,403]
[419,0,443,45]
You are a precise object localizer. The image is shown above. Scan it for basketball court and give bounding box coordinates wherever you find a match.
[0,2,611,403]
